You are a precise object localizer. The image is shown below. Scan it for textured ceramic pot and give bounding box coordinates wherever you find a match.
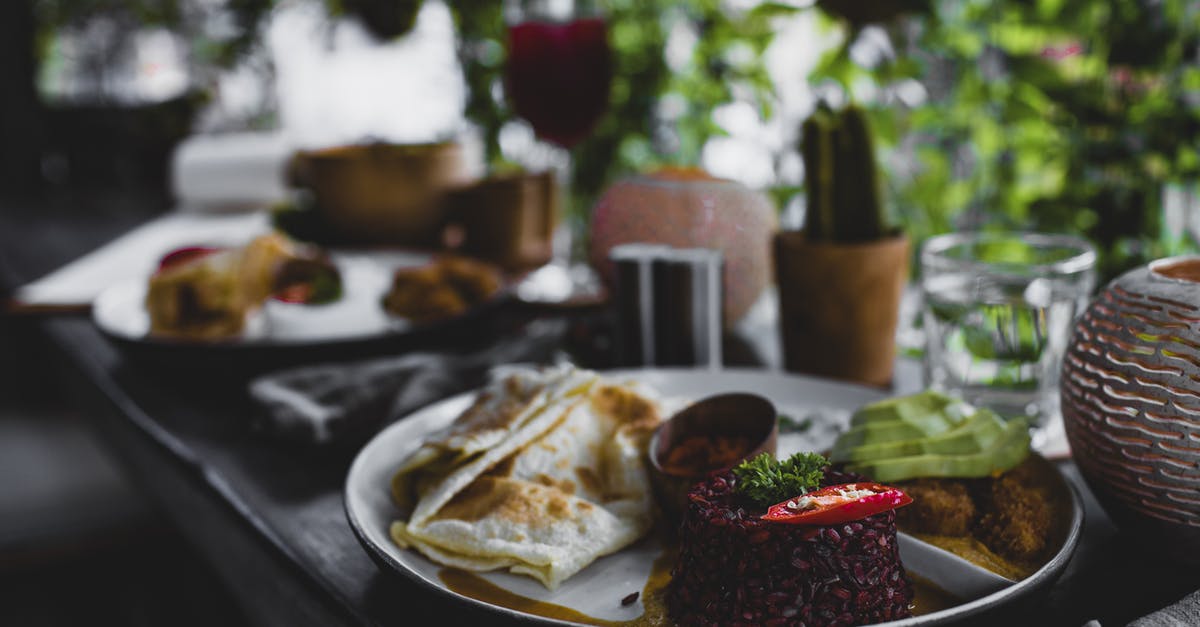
[589,169,777,326]
[1061,256,1200,562]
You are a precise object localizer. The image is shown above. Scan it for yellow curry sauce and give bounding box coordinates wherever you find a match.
[912,533,1033,581]
[908,574,961,616]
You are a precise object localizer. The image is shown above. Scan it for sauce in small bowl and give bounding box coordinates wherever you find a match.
[648,392,778,523]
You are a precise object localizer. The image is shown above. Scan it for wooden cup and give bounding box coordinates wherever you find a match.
[774,232,910,387]
[441,171,557,272]
[289,142,470,247]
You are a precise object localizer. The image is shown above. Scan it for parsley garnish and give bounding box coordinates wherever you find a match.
[732,452,827,507]
[777,413,813,433]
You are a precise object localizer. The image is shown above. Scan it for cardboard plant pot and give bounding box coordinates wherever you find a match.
[442,171,557,272]
[289,142,471,247]
[774,231,909,387]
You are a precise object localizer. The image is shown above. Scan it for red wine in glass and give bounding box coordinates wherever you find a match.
[505,17,613,149]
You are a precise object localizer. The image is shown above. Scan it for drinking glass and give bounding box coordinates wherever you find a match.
[504,0,612,303]
[505,1,611,149]
[920,233,1097,434]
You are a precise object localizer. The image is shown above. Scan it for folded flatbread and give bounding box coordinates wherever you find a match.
[389,366,661,589]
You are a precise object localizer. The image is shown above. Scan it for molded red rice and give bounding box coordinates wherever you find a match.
[667,469,913,627]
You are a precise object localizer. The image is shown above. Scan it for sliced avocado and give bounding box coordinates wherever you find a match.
[831,411,960,459]
[843,418,1031,483]
[850,390,963,428]
[832,420,931,455]
[831,408,1006,463]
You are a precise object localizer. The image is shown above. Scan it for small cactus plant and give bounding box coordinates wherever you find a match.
[800,103,891,243]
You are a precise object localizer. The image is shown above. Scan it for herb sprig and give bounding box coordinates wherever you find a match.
[732,452,827,508]
[777,413,813,433]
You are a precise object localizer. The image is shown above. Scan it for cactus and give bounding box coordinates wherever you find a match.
[800,103,890,243]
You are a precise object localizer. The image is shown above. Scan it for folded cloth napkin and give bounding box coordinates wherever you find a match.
[249,319,568,444]
[1129,589,1200,627]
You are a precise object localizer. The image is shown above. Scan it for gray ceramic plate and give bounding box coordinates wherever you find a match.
[345,368,1083,626]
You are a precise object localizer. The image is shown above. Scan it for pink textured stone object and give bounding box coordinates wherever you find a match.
[1061,256,1200,562]
[588,170,777,326]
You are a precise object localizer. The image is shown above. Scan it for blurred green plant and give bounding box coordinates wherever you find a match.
[800,102,892,242]
[449,0,783,206]
[812,0,1200,280]
[33,0,273,70]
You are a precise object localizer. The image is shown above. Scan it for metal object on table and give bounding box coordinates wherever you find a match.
[610,243,723,369]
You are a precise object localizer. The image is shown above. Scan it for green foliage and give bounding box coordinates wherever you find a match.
[34,0,275,69]
[801,102,889,242]
[450,0,783,207]
[813,0,1200,280]
[446,0,508,166]
[733,452,828,507]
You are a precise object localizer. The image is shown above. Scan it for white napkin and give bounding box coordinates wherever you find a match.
[170,131,291,212]
[12,210,270,309]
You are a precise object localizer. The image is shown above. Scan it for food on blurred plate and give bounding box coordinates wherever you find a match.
[382,256,502,323]
[668,452,914,626]
[389,366,661,589]
[832,391,1067,580]
[271,254,342,305]
[145,233,335,339]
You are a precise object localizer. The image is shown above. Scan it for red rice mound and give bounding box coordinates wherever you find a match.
[667,469,913,627]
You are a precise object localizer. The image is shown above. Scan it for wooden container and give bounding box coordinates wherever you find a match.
[442,171,556,272]
[1061,256,1200,563]
[774,232,909,387]
[289,142,470,247]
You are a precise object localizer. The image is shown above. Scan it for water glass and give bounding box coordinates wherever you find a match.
[920,233,1097,429]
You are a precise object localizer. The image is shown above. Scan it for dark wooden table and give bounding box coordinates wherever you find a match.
[2,190,1197,627]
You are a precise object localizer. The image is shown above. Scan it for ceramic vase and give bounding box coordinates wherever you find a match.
[1061,256,1200,562]
[589,169,776,327]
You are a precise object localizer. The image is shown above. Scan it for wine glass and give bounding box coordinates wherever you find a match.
[504,0,613,304]
[505,1,611,150]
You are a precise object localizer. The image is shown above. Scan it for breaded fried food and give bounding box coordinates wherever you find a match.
[894,478,976,536]
[382,256,501,323]
[975,459,1053,563]
[439,256,503,302]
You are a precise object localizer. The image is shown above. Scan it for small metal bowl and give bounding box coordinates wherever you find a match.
[648,392,779,523]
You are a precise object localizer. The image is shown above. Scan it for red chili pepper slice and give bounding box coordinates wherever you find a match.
[157,246,221,272]
[761,482,912,526]
[273,283,314,304]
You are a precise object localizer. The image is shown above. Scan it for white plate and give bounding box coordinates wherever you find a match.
[345,368,1083,626]
[93,250,430,345]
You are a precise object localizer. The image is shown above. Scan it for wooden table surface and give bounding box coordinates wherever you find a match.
[2,189,1197,627]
